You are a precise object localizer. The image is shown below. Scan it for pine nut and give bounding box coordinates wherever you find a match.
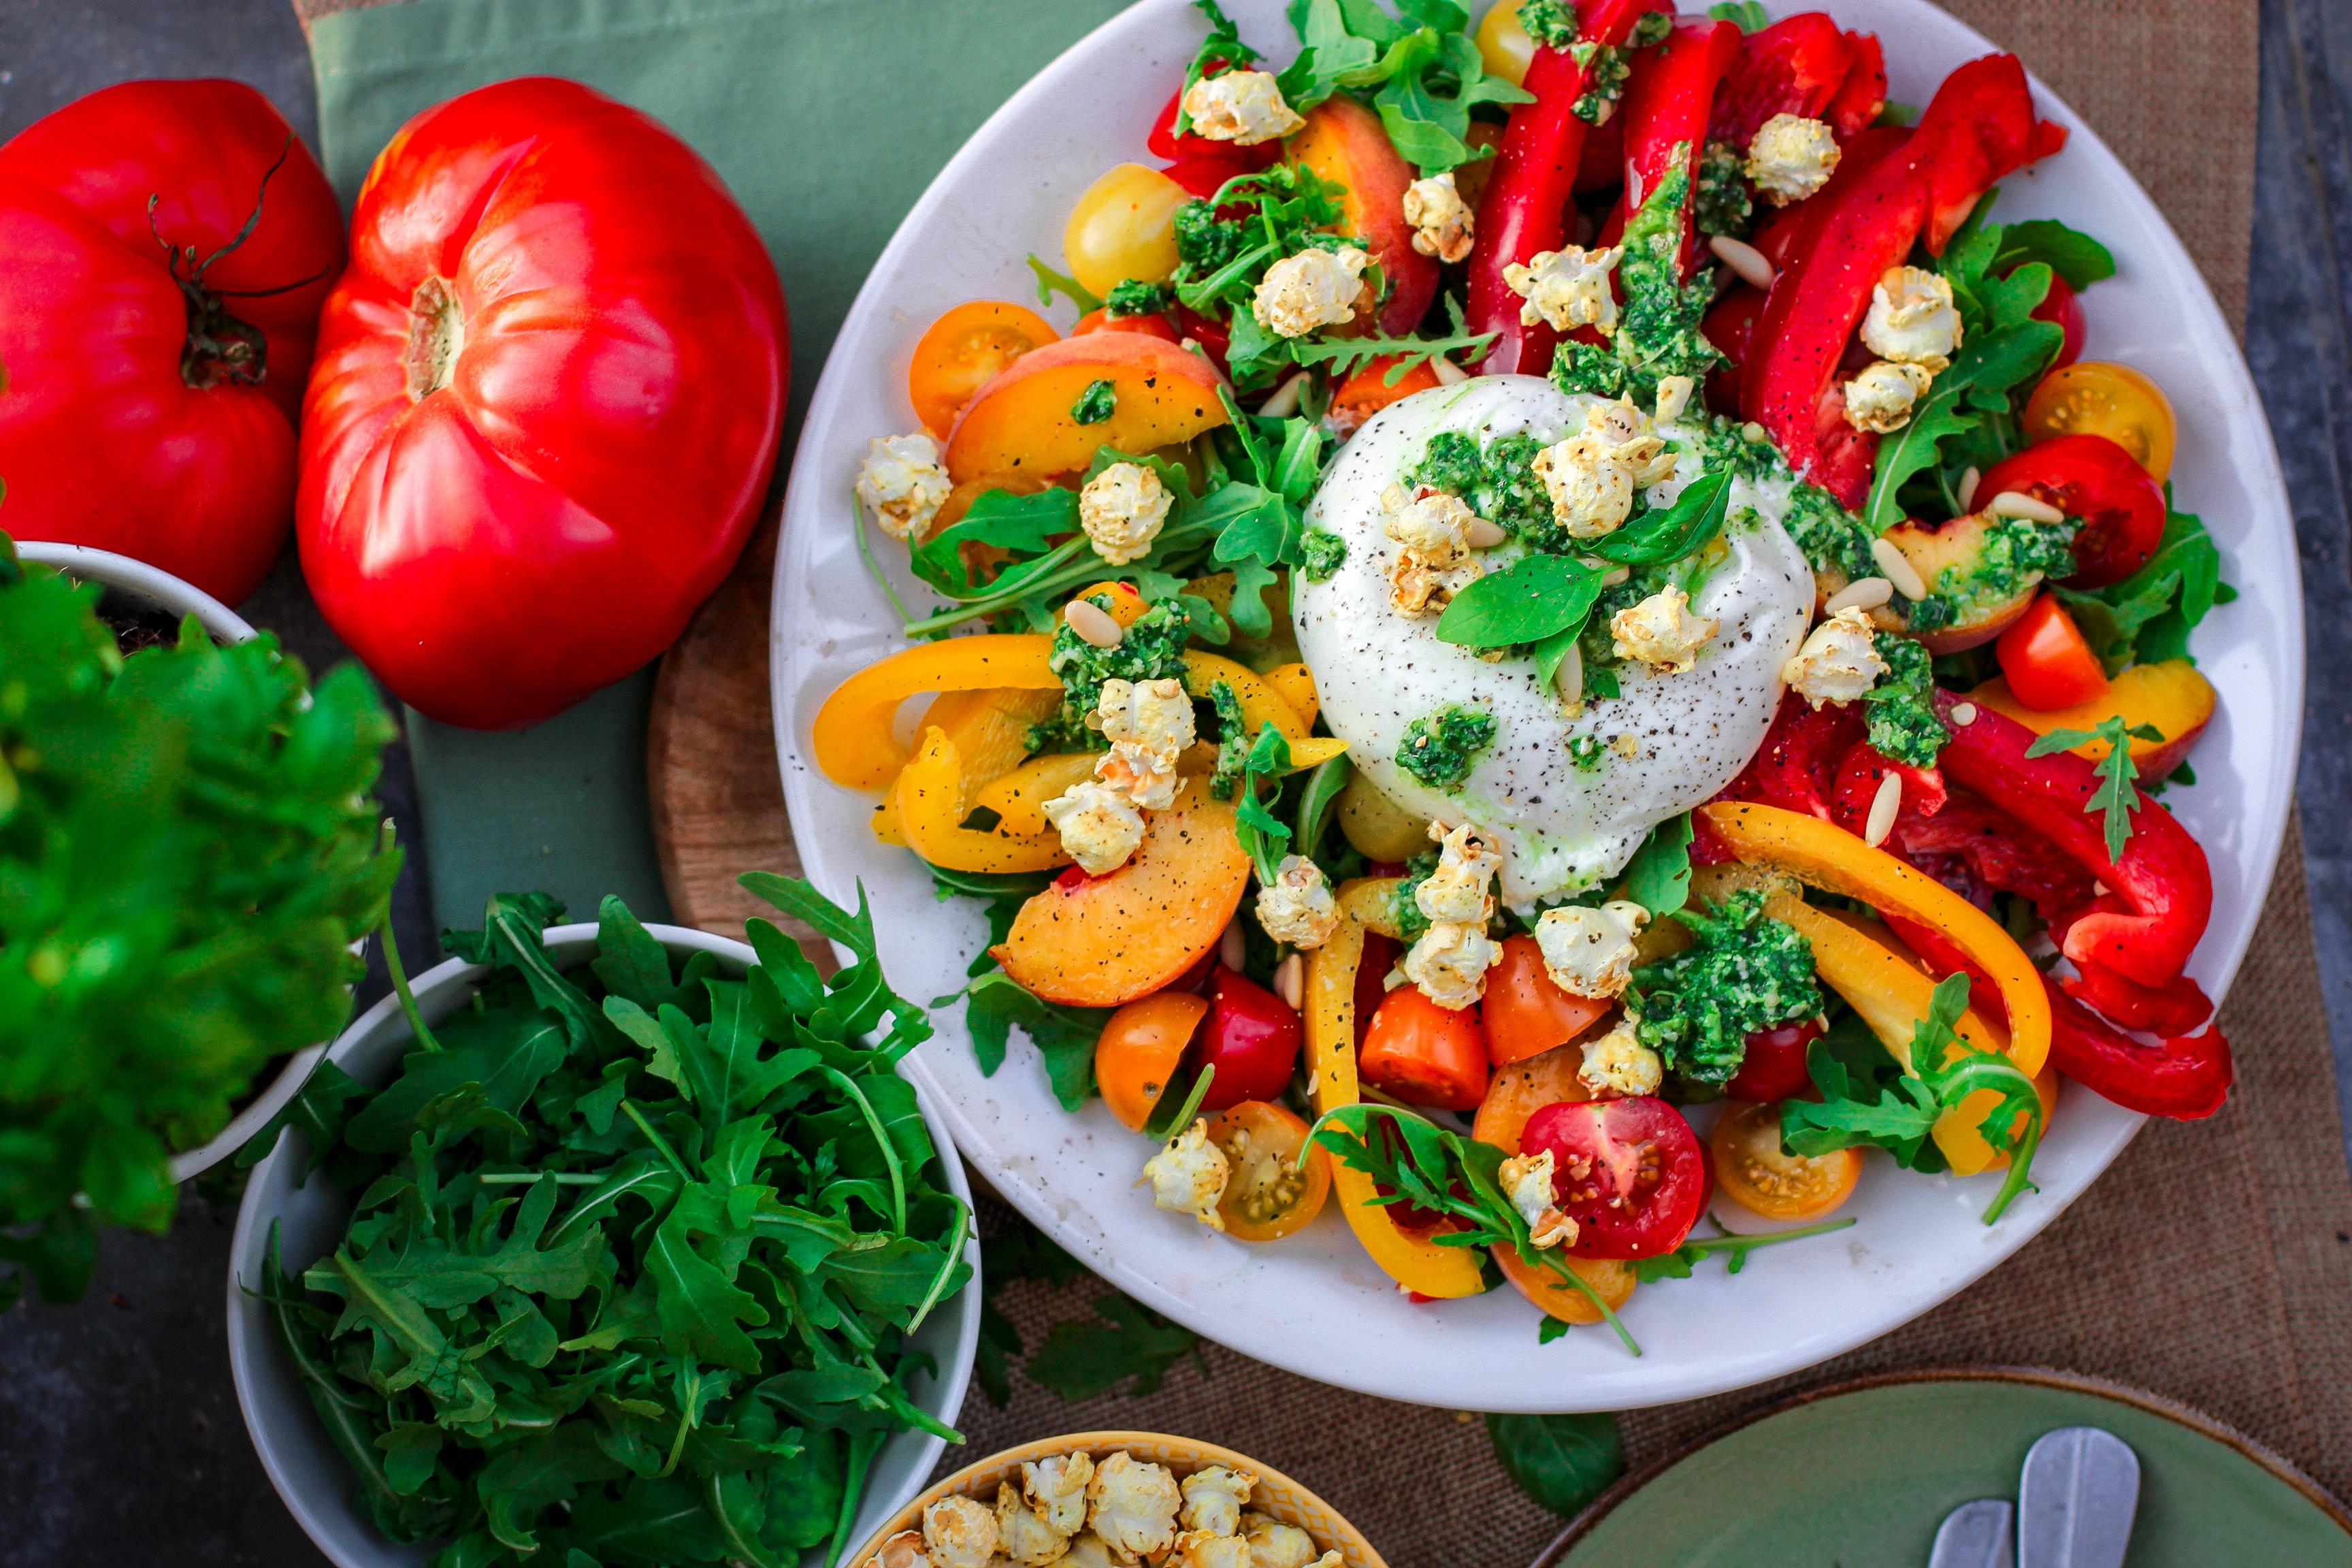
[1273,953,1304,1011]
[1708,233,1776,290]
[1988,489,2066,524]
[1654,374,1695,423]
[1864,771,1903,847]
[1465,516,1509,548]
[1869,537,1929,601]
[1553,638,1583,700]
[1220,918,1247,973]
[1257,372,1309,419]
[1064,599,1124,649]
[1602,566,1631,587]
[1741,421,1769,444]
[1955,465,1982,514]
[1950,702,1978,726]
[1432,355,1469,385]
[1824,576,1895,614]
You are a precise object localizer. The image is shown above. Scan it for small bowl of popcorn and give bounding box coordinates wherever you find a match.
[847,1431,1387,1568]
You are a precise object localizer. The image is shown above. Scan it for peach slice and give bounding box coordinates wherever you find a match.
[943,333,1227,485]
[1286,95,1439,336]
[990,780,1250,1007]
[1869,512,2042,655]
[1967,659,2215,781]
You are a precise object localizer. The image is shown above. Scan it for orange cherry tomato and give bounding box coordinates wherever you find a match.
[1330,355,1441,425]
[1359,986,1491,1111]
[2022,361,2177,482]
[1494,1243,1637,1324]
[1207,1100,1330,1241]
[1995,593,2110,711]
[1709,1100,1863,1221]
[1094,990,1210,1130]
[1482,935,1611,1066]
[1073,308,1182,342]
[908,301,1059,439]
[1473,1040,1592,1152]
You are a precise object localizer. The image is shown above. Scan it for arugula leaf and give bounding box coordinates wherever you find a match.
[2026,716,2162,861]
[1488,1412,1623,1518]
[1995,219,2117,291]
[957,972,1109,1109]
[2056,491,2228,673]
[1290,293,1497,380]
[1232,724,1298,883]
[1861,318,2063,535]
[1629,1215,1859,1281]
[1026,255,1100,316]
[1177,0,1264,135]
[1433,551,1606,649]
[1622,814,1694,917]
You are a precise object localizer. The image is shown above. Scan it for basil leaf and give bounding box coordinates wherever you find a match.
[1622,813,1695,917]
[1434,553,1605,649]
[1589,470,1732,566]
[1487,1412,1624,1517]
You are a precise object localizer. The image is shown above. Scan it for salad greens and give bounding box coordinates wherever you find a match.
[257,879,969,1568]
[2026,717,2166,861]
[0,532,397,1306]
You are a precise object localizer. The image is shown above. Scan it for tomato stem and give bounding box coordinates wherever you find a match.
[404,275,467,400]
[146,133,324,392]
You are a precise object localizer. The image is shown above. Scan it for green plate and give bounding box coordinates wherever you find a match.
[1539,1370,2352,1567]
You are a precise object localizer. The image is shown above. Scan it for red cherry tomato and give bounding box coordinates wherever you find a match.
[1072,308,1182,342]
[1996,592,2111,710]
[1976,433,2166,589]
[1726,1015,1825,1102]
[1521,1096,1709,1260]
[1188,967,1303,1111]
[299,79,787,730]
[2031,273,2087,368]
[1359,986,1490,1111]
[1169,305,1231,376]
[1353,932,1401,1049]
[1701,285,1769,415]
[0,80,345,604]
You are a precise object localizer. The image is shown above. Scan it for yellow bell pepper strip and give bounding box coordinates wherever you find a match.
[811,634,1058,788]
[872,794,908,846]
[1697,801,2050,1079]
[1181,651,1307,741]
[1263,662,1319,730]
[1303,878,1486,1299]
[973,752,1101,836]
[895,727,1071,874]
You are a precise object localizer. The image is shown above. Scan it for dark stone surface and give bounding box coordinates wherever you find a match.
[1,0,2350,1563]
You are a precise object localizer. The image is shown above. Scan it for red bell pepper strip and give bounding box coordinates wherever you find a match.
[1827,740,1947,831]
[1160,154,1260,199]
[1467,0,1671,376]
[1574,112,1627,194]
[1932,689,2211,987]
[2061,962,2215,1037]
[1745,122,1910,274]
[1708,12,1855,150]
[1614,19,1743,280]
[1822,31,1889,139]
[1713,689,1863,819]
[1742,54,2058,504]
[1147,69,1283,169]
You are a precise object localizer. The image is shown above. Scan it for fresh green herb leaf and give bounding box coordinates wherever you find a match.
[1622,814,1695,918]
[1861,317,2064,536]
[1994,220,2117,292]
[1590,470,1733,566]
[1176,0,1264,136]
[1291,294,1497,380]
[1707,2,1771,32]
[1487,1412,1624,1518]
[1024,1293,1207,1399]
[1027,255,1100,316]
[1434,552,1606,649]
[2026,716,2157,861]
[1629,1215,1858,1281]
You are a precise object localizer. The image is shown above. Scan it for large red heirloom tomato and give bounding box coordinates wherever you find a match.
[0,80,344,604]
[298,78,788,730]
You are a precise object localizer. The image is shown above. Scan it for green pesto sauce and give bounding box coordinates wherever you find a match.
[1300,528,1348,583]
[1612,159,1726,391]
[1398,703,1497,791]
[1105,279,1172,318]
[1405,430,1559,550]
[1071,380,1117,425]
[1390,846,1443,944]
[1173,201,1245,271]
[1567,734,1608,772]
[1908,514,2078,632]
[1209,679,1249,800]
[1031,597,1190,752]
[1634,886,1822,1083]
[1865,633,1944,768]
[1695,140,1753,239]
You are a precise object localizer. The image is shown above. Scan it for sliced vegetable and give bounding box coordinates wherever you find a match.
[810,634,1059,788]
[1485,934,1613,1065]
[1711,1098,1862,1220]
[1361,985,1492,1111]
[909,300,1059,438]
[1474,1041,1595,1150]
[1520,1096,1709,1260]
[943,333,1228,484]
[1285,95,1439,335]
[2023,361,2177,481]
[1725,1014,1825,1102]
[1192,967,1306,1111]
[896,726,1071,874]
[1209,1100,1330,1241]
[1096,990,1211,1130]
[1979,434,2166,588]
[1995,593,2110,711]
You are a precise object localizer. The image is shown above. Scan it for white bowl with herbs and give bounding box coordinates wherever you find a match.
[227,879,981,1568]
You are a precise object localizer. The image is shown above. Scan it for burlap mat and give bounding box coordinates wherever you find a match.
[289,0,2345,1560]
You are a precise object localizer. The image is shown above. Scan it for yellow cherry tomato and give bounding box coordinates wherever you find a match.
[1475,1,1537,87]
[1064,162,1190,301]
[1209,1100,1332,1242]
[1710,1100,1864,1222]
[907,301,1058,439]
[1096,990,1211,1130]
[2022,362,2178,481]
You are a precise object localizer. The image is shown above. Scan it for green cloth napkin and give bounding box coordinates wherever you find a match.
[307,0,1132,934]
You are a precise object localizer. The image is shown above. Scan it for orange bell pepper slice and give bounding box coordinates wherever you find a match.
[1697,801,2049,1080]
[811,634,1059,789]
[895,726,1071,874]
[1302,879,1486,1299]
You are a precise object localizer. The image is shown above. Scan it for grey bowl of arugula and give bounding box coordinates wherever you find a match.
[227,878,979,1568]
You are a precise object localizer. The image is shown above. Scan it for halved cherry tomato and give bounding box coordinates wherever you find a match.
[1359,985,1491,1111]
[1701,284,1769,415]
[908,301,1059,439]
[1977,434,2166,588]
[1483,935,1611,1066]
[1207,1100,1330,1241]
[1710,1100,1862,1221]
[1521,1096,1708,1260]
[1189,967,1304,1111]
[1494,1244,1637,1324]
[1073,307,1183,342]
[1330,355,1441,425]
[2031,272,2086,369]
[1995,593,2110,711]
[1725,1014,1824,1102]
[1473,1041,1592,1152]
[2023,361,2177,482]
[1095,990,1210,1131]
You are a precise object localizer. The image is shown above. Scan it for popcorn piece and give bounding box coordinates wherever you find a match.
[858,434,952,540]
[1402,171,1475,263]
[1403,919,1501,1011]
[1181,69,1307,145]
[999,1484,1074,1567]
[1843,359,1933,434]
[1610,584,1718,672]
[1090,677,1194,810]
[1579,1012,1664,1097]
[1088,1452,1183,1564]
[1242,1515,1319,1568]
[1024,1454,1096,1539]
[1503,245,1622,335]
[1529,401,1675,541]
[1080,463,1174,566]
[1744,113,1841,206]
[1497,1149,1577,1250]
[1381,483,1485,615]
[1059,1535,1122,1568]
[1861,265,1963,373]
[925,1494,1001,1568]
[1167,1531,1252,1568]
[1252,246,1372,338]
[1179,1467,1257,1537]
[1256,855,1339,949]
[1416,820,1503,926]
[1043,779,1148,875]
[1533,899,1649,999]
[863,1529,932,1568]
[1141,1120,1230,1230]
[1781,606,1889,708]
